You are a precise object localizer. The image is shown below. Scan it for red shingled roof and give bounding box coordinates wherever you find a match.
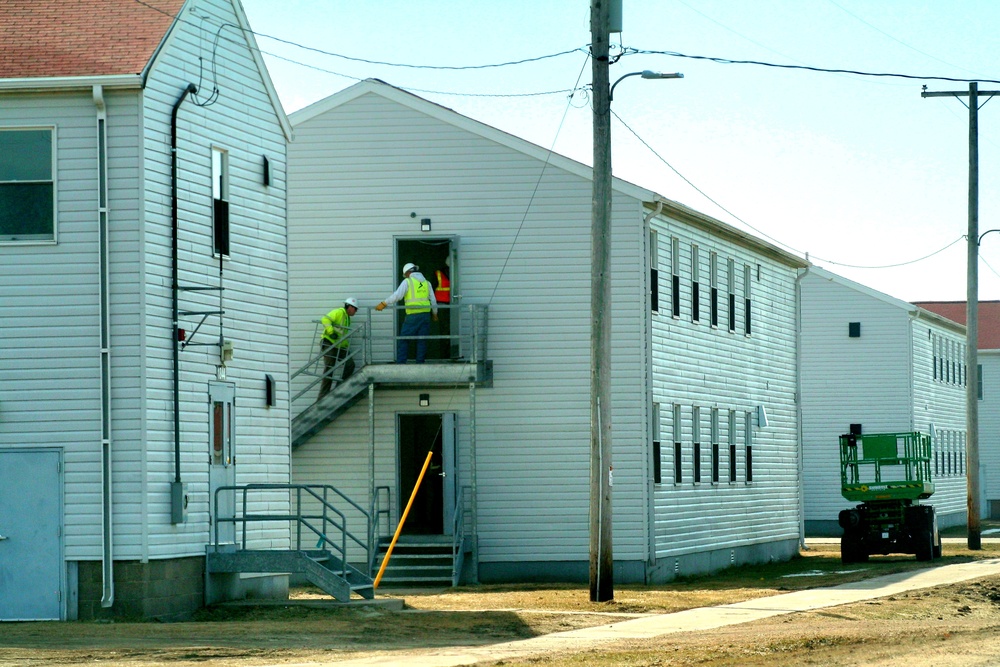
[0,0,186,79]
[914,301,1000,350]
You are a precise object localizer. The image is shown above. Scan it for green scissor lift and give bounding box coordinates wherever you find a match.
[838,431,942,563]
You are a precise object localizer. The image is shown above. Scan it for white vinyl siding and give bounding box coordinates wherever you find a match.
[289,87,650,566]
[799,268,967,527]
[649,211,802,560]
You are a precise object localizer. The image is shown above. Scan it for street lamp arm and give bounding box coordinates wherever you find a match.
[609,70,683,101]
[978,229,1000,245]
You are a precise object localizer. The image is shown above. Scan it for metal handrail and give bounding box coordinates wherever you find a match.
[291,321,368,403]
[290,303,489,416]
[451,485,469,586]
[369,485,391,575]
[212,483,371,577]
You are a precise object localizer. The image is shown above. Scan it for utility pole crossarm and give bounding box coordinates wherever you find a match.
[921,90,1000,98]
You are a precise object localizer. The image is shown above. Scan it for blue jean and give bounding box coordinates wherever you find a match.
[397,312,431,363]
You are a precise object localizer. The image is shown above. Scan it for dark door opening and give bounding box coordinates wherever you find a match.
[395,238,455,360]
[398,413,444,535]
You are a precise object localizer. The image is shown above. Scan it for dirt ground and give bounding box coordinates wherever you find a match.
[3,543,1000,667]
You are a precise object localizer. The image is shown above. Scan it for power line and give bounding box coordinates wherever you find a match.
[612,108,966,271]
[825,0,983,77]
[628,48,1000,86]
[133,0,584,72]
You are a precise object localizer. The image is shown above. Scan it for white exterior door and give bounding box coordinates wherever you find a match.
[208,382,236,544]
[0,449,62,620]
[442,413,457,536]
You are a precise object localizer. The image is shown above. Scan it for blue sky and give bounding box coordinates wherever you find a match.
[240,0,1000,303]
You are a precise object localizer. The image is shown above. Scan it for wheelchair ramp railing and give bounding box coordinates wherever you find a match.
[206,484,375,602]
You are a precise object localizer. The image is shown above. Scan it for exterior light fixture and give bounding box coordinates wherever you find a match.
[609,70,683,101]
[421,218,432,232]
[419,393,430,407]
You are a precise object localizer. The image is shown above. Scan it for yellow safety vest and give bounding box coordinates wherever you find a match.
[404,276,431,314]
[321,307,351,348]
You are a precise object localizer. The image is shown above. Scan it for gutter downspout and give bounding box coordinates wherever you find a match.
[94,85,115,608]
[794,265,811,551]
[642,201,663,575]
[171,84,197,519]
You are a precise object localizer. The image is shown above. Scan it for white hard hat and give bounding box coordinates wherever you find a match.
[402,262,417,276]
[344,297,358,309]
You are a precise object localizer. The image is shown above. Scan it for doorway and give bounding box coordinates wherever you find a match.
[208,382,236,544]
[0,449,63,620]
[395,238,456,360]
[397,413,456,535]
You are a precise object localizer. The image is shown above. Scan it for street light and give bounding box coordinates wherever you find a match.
[610,70,684,101]
[589,15,683,603]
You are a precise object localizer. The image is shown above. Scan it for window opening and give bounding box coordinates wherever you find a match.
[743,264,752,336]
[728,409,737,483]
[652,402,661,484]
[671,237,680,318]
[692,406,701,483]
[691,244,700,323]
[212,147,230,257]
[711,407,720,483]
[650,231,659,312]
[710,251,718,327]
[727,258,736,333]
[673,404,682,484]
[0,128,54,241]
[744,410,753,482]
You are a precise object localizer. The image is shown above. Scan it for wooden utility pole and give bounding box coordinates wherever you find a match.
[590,0,614,602]
[922,82,999,550]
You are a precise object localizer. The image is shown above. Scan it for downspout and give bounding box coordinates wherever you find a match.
[94,85,115,607]
[794,265,809,550]
[642,201,663,574]
[171,84,197,510]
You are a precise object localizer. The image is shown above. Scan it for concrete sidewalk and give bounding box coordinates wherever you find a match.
[306,557,1000,667]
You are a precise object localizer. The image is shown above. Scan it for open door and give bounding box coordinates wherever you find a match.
[397,413,457,535]
[394,237,457,360]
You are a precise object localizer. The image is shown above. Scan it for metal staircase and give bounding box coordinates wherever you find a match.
[206,484,377,602]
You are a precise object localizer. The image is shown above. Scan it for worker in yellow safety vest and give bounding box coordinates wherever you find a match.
[375,263,438,363]
[318,297,358,399]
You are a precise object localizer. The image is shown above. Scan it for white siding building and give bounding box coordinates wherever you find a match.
[799,267,968,535]
[914,300,1000,521]
[287,80,808,584]
[0,0,291,620]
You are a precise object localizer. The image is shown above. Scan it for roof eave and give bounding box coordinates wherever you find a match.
[0,74,144,93]
[647,197,809,269]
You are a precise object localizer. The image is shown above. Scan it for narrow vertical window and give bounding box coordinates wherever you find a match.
[744,410,753,482]
[932,335,938,380]
[673,404,682,484]
[711,407,720,483]
[671,237,681,318]
[212,147,230,257]
[650,230,659,312]
[728,409,737,483]
[710,251,719,327]
[652,402,662,484]
[692,406,701,483]
[727,258,736,333]
[743,264,752,336]
[691,244,700,323]
[979,364,984,400]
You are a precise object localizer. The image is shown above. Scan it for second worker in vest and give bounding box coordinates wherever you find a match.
[375,262,438,364]
[318,297,358,399]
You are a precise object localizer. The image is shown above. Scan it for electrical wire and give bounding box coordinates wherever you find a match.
[628,48,1000,86]
[825,0,983,77]
[612,108,967,271]
[487,53,592,306]
[133,0,584,72]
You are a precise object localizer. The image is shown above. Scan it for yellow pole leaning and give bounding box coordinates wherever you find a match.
[373,448,434,589]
